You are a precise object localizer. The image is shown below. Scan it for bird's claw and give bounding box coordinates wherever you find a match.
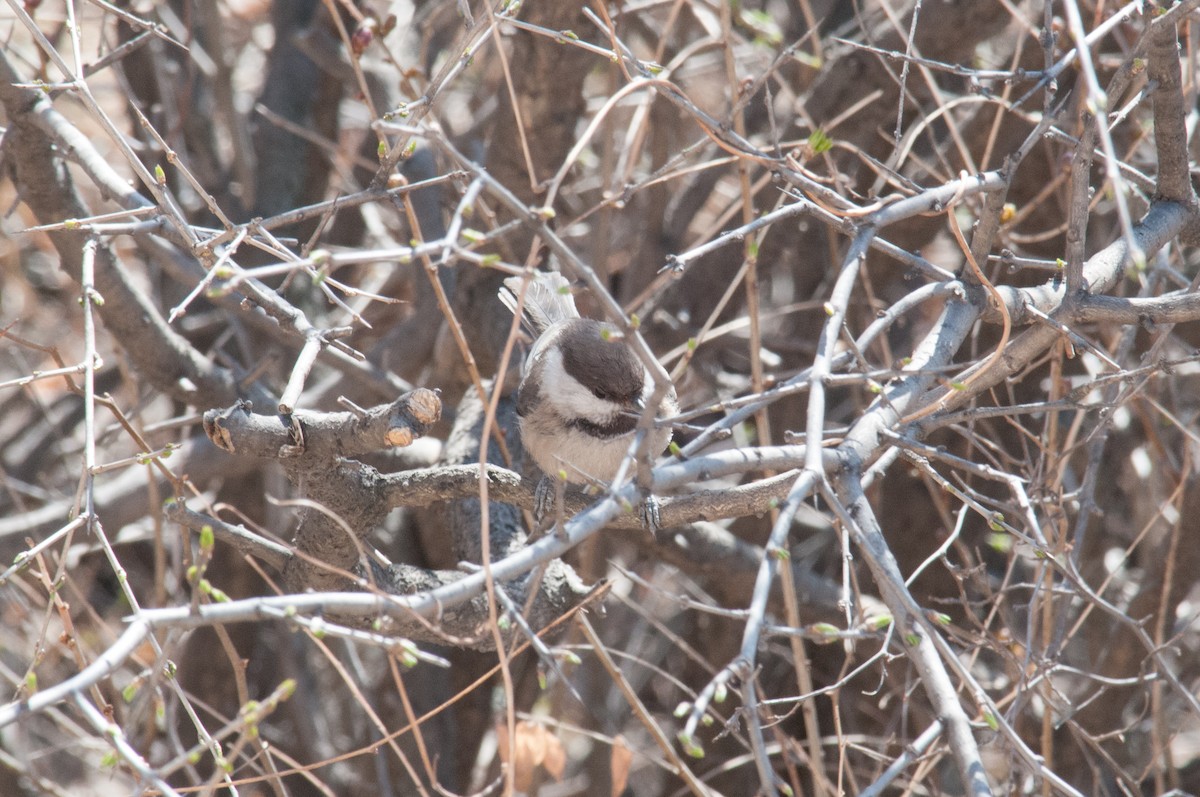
[638,495,663,535]
[533,475,556,524]
[532,475,568,538]
[533,474,663,539]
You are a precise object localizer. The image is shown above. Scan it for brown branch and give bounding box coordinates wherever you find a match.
[1063,108,1095,292]
[1147,15,1195,206]
[203,388,442,461]
[202,389,441,593]
[1068,292,1200,325]
[380,464,805,531]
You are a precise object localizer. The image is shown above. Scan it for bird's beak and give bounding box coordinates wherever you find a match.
[632,396,646,411]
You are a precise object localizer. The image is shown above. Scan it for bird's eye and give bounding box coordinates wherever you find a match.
[592,387,613,401]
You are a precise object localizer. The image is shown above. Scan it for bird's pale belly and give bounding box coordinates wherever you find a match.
[519,414,669,484]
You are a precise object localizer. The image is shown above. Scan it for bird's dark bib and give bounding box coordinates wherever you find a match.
[566,413,638,439]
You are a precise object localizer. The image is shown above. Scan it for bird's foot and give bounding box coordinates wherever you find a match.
[534,475,663,539]
[640,495,663,534]
[619,493,663,537]
[532,474,568,538]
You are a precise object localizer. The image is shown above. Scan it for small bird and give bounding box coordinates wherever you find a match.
[499,271,678,521]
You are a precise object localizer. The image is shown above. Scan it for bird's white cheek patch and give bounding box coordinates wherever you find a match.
[540,347,622,420]
[641,371,657,407]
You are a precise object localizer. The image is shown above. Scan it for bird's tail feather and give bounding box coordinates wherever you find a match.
[499,271,579,335]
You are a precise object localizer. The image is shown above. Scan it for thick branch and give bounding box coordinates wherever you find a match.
[1147,16,1195,205]
[1068,292,1200,325]
[381,464,808,531]
[201,390,441,592]
[203,389,442,460]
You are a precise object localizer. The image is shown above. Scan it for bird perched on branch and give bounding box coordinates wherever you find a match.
[499,271,678,527]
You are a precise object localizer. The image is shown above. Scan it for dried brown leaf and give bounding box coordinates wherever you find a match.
[611,734,633,797]
[496,720,566,791]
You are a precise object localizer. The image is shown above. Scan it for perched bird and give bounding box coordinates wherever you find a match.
[499,271,678,522]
